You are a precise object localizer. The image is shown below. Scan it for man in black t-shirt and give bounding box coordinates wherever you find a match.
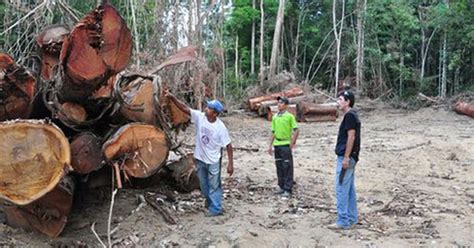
[328,90,361,230]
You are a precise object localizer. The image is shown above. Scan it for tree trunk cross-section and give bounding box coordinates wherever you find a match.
[0,120,71,205]
[103,124,170,178]
[59,3,132,101]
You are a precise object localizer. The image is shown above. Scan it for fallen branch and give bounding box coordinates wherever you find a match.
[374,89,393,101]
[144,194,177,225]
[182,143,259,152]
[108,189,118,248]
[313,88,337,101]
[91,222,107,248]
[417,93,439,103]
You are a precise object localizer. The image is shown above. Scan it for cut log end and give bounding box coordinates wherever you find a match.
[103,124,169,178]
[0,120,71,205]
[71,132,105,174]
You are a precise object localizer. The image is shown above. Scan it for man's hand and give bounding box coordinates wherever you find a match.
[342,157,350,169]
[267,145,273,156]
[227,160,234,176]
[290,143,296,150]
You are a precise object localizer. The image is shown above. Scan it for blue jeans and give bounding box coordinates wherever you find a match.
[196,159,222,215]
[335,156,358,228]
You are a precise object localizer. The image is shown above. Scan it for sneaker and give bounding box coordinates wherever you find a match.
[327,223,350,230]
[274,189,285,195]
[205,211,222,217]
[281,191,291,198]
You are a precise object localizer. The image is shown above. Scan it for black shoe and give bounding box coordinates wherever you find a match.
[274,189,285,195]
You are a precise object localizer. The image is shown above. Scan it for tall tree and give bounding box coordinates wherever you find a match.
[268,0,286,80]
[259,0,265,86]
[355,0,366,91]
[332,0,345,96]
[251,0,256,75]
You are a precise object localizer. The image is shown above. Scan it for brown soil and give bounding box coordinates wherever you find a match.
[1,103,473,247]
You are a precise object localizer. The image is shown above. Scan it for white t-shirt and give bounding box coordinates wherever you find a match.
[191,109,231,164]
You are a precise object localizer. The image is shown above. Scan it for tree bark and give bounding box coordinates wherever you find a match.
[35,25,69,81]
[268,0,286,80]
[296,102,338,122]
[3,176,75,238]
[247,86,304,110]
[251,0,256,75]
[355,0,366,91]
[259,0,265,86]
[332,0,345,97]
[0,53,37,121]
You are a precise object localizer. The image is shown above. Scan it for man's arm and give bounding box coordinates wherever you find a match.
[164,89,191,115]
[268,133,275,155]
[342,129,356,169]
[291,128,300,150]
[226,143,234,176]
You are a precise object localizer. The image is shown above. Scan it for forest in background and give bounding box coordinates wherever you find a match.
[1,0,472,103]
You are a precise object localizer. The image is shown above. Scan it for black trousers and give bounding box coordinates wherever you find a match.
[274,145,294,192]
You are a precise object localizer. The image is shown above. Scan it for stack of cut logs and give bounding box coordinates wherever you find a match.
[247,87,338,122]
[0,4,198,238]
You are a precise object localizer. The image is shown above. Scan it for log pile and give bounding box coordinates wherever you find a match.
[454,101,474,118]
[0,3,196,238]
[247,87,338,122]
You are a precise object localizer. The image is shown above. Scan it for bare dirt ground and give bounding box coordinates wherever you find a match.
[1,102,473,247]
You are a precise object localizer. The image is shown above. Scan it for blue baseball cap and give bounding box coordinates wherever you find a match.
[206,100,225,113]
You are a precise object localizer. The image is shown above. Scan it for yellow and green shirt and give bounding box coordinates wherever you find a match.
[271,111,298,146]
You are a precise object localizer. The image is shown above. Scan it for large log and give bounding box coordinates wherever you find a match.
[59,3,132,101]
[165,95,191,130]
[36,25,69,81]
[266,104,298,121]
[71,132,105,174]
[247,87,304,110]
[3,176,74,238]
[296,102,338,122]
[103,123,170,178]
[257,95,307,116]
[454,101,474,118]
[165,154,200,192]
[0,120,71,205]
[118,75,158,125]
[0,53,37,121]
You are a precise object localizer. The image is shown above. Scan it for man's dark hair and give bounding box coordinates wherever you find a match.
[338,90,355,107]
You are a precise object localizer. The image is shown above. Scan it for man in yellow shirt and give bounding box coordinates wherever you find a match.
[267,96,300,197]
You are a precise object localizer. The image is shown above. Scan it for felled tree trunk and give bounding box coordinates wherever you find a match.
[247,87,304,110]
[59,3,132,101]
[3,176,75,238]
[71,132,105,174]
[164,154,200,192]
[0,53,37,121]
[454,101,474,118]
[165,95,191,130]
[267,104,298,121]
[296,102,338,122]
[117,75,158,125]
[103,123,170,179]
[0,120,71,205]
[257,95,307,116]
[36,25,69,81]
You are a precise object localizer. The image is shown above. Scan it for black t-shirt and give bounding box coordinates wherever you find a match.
[335,109,361,161]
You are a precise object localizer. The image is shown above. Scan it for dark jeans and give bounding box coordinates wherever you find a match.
[274,145,294,192]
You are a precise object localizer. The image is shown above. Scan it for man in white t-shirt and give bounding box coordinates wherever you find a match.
[165,90,234,217]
